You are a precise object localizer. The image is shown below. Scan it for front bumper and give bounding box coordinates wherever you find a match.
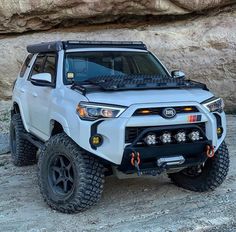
[119,124,212,173]
[120,141,211,173]
[71,101,226,165]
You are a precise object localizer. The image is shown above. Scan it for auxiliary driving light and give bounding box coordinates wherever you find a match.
[175,131,186,143]
[90,134,103,147]
[144,133,156,145]
[160,132,172,144]
[188,130,200,141]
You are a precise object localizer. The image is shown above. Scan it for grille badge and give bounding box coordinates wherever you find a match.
[162,108,176,119]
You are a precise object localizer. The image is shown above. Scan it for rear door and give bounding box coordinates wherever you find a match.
[26,53,57,140]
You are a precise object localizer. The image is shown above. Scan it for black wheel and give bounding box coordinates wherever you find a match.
[38,133,104,213]
[169,141,229,192]
[10,113,37,166]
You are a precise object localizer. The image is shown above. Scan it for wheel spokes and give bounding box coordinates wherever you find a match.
[55,176,64,186]
[63,180,68,193]
[51,166,61,174]
[49,154,74,195]
[59,156,66,168]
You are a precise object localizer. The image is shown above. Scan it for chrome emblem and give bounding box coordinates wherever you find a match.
[162,108,176,119]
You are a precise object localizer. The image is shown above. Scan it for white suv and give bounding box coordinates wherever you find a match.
[10,41,229,213]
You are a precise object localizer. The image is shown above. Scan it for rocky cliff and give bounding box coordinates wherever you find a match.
[0,1,235,110]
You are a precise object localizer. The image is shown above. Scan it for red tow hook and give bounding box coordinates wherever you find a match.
[131,152,142,176]
[206,145,215,158]
[131,152,141,166]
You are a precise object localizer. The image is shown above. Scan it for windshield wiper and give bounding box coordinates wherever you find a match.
[71,80,102,95]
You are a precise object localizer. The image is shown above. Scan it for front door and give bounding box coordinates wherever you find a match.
[26,53,57,140]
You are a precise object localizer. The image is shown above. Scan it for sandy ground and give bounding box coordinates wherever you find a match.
[0,105,235,231]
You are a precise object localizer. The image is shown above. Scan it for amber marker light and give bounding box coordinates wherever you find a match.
[183,107,193,112]
[76,105,86,117]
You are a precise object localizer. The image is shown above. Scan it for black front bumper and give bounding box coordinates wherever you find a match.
[119,141,211,174]
[119,122,211,174]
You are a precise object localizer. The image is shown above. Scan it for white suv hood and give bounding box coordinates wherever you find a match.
[86,88,213,106]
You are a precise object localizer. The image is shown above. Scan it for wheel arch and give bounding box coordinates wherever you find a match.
[11,100,29,132]
[49,114,71,137]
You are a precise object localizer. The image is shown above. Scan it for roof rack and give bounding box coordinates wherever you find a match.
[27,41,63,54]
[26,40,147,53]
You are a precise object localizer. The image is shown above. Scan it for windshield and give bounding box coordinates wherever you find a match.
[64,51,169,84]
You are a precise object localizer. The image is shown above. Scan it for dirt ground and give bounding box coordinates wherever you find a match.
[0,106,235,231]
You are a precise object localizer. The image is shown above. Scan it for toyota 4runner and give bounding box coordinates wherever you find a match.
[10,41,229,213]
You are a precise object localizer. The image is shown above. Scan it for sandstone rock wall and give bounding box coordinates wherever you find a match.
[0,1,235,110]
[0,0,234,34]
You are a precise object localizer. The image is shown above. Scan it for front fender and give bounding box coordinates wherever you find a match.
[50,112,71,137]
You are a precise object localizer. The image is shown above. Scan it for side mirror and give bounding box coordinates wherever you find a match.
[31,73,53,87]
[171,70,185,79]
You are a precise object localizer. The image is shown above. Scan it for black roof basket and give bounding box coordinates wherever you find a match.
[26,40,147,54]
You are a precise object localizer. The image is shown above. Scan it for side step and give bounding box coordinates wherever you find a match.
[22,133,44,149]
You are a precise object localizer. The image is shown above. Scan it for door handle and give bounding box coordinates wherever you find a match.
[32,92,38,97]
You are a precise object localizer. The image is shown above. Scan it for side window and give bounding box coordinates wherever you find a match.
[29,54,46,78]
[43,54,56,82]
[19,54,33,77]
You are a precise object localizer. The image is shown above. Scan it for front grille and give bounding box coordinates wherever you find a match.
[133,106,199,116]
[125,123,206,144]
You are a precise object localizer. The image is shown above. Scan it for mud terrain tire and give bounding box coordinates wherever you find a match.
[10,113,37,166]
[38,132,104,213]
[169,141,229,192]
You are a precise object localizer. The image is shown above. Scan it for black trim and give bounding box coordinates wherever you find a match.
[119,140,211,173]
[30,79,55,87]
[214,113,223,138]
[27,41,147,54]
[64,41,147,50]
[125,123,206,144]
[71,83,87,95]
[28,52,58,88]
[90,120,104,150]
[21,133,44,149]
[27,41,63,53]
[133,106,199,116]
[69,76,208,94]
[19,54,33,77]
[201,96,218,104]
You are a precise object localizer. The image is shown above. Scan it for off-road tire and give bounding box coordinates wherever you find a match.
[38,132,104,213]
[10,113,37,166]
[169,141,229,192]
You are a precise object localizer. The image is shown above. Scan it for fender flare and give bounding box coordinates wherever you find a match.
[49,112,71,137]
[12,98,30,132]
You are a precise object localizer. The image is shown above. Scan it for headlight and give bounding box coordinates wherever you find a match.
[76,102,126,120]
[202,97,224,113]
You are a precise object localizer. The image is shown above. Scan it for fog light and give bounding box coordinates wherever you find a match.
[90,134,103,147]
[144,133,156,145]
[160,132,172,144]
[175,131,186,143]
[188,130,200,141]
[217,127,223,134]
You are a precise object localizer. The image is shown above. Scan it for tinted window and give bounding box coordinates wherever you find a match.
[30,54,46,78]
[43,54,56,81]
[19,54,33,77]
[64,51,168,84]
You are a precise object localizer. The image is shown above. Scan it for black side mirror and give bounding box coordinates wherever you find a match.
[171,70,185,79]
